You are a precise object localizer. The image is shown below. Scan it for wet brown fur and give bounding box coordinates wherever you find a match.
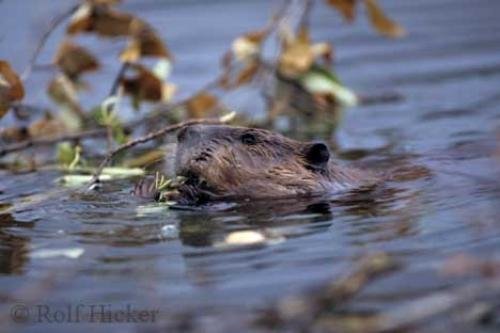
[174,125,378,203]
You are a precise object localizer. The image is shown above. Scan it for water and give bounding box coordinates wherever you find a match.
[1,0,500,332]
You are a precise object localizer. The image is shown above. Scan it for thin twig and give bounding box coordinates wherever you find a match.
[2,0,288,161]
[298,0,314,29]
[89,118,225,185]
[21,3,80,80]
[0,98,191,158]
[0,129,107,157]
[108,62,130,96]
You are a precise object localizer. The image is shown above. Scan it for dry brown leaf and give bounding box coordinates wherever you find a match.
[219,28,268,90]
[0,125,30,142]
[54,40,99,79]
[218,51,233,89]
[219,60,261,90]
[364,0,405,38]
[278,27,332,78]
[235,61,260,87]
[47,74,84,117]
[67,3,135,37]
[121,64,174,106]
[184,92,219,119]
[122,65,162,101]
[325,0,357,21]
[120,20,171,62]
[120,41,141,63]
[0,113,68,142]
[28,113,68,139]
[0,60,25,118]
[0,62,24,101]
[325,0,405,38]
[218,71,231,90]
[0,113,67,142]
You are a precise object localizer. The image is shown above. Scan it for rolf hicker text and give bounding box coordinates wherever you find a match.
[10,303,160,324]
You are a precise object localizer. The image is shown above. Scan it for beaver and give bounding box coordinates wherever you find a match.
[135,125,378,205]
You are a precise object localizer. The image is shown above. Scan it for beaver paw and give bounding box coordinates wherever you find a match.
[133,176,161,201]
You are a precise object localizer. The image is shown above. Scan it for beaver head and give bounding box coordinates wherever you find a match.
[174,125,372,204]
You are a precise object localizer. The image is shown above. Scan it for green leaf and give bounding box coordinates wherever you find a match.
[97,95,121,126]
[112,125,128,144]
[57,142,80,168]
[300,66,358,107]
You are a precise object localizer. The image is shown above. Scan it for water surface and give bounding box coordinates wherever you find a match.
[1,0,499,332]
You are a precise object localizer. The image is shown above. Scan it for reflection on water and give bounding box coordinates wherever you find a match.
[1,0,500,331]
[0,213,33,274]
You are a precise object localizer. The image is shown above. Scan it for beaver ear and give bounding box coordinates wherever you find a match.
[304,142,330,168]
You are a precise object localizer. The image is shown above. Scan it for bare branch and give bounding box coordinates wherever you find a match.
[89,118,225,185]
[299,0,314,29]
[21,3,80,80]
[0,129,107,157]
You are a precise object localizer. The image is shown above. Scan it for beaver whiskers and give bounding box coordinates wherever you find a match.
[134,125,378,205]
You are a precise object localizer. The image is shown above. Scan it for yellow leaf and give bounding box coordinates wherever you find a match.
[161,82,176,102]
[120,40,141,62]
[231,29,267,62]
[66,4,93,35]
[278,28,313,77]
[184,92,219,119]
[364,0,405,38]
[278,27,331,78]
[0,60,25,118]
[325,0,357,22]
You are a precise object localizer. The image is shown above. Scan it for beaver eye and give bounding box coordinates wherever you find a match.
[241,133,257,145]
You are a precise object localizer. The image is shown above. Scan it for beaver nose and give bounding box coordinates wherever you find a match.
[177,125,201,142]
